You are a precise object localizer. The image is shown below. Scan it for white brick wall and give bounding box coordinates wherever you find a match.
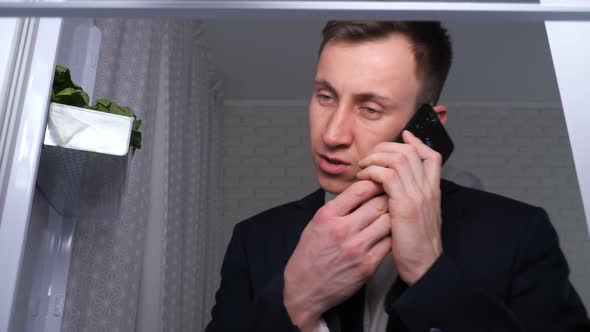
[221,100,590,310]
[221,102,317,242]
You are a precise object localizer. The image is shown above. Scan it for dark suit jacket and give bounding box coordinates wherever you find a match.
[206,180,590,332]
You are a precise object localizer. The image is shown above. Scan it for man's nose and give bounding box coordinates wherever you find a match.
[322,106,353,148]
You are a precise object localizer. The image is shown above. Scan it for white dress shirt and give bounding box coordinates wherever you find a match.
[313,192,398,332]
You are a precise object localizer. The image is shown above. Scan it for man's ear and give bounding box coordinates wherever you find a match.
[433,105,448,125]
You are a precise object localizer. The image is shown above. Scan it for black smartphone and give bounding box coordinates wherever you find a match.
[395,104,454,165]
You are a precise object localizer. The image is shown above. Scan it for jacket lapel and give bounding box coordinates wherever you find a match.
[337,287,365,332]
[284,188,324,259]
[286,189,346,332]
[440,179,464,227]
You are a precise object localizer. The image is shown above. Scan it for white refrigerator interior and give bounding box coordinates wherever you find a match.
[0,17,62,332]
[8,19,110,332]
[544,18,590,234]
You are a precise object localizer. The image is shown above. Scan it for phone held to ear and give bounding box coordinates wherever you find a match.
[395,104,454,165]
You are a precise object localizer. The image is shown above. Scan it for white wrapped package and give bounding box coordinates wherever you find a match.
[44,102,134,156]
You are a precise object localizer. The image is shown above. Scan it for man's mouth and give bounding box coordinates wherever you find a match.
[319,154,350,175]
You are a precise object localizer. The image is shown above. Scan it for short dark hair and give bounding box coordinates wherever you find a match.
[320,21,452,106]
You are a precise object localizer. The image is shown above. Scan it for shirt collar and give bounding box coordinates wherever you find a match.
[324,191,336,204]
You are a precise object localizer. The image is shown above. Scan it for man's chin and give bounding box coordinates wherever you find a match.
[317,174,354,195]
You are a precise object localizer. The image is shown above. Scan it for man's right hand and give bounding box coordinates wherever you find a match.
[283,180,392,332]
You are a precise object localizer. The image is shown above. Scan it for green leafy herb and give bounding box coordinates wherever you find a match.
[90,98,135,117]
[50,65,143,152]
[51,87,90,108]
[52,65,82,94]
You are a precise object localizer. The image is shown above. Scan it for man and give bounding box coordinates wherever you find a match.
[206,21,590,332]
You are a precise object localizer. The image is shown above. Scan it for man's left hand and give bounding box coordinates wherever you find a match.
[357,130,443,285]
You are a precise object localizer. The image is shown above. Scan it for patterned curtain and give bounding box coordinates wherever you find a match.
[61,19,223,332]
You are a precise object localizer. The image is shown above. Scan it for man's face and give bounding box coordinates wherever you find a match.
[309,33,422,194]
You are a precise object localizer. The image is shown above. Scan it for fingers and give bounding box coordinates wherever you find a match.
[357,131,442,191]
[365,236,392,268]
[345,195,388,232]
[324,180,383,217]
[346,232,391,279]
[355,165,405,201]
[355,213,391,249]
[401,130,442,186]
[358,152,422,197]
[359,143,424,188]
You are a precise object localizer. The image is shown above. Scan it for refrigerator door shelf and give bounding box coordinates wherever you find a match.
[37,103,134,218]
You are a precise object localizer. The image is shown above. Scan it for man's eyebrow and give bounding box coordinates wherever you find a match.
[313,80,337,95]
[314,80,396,107]
[356,92,394,105]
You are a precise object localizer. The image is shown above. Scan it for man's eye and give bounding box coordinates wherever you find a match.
[362,107,381,118]
[317,94,334,105]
